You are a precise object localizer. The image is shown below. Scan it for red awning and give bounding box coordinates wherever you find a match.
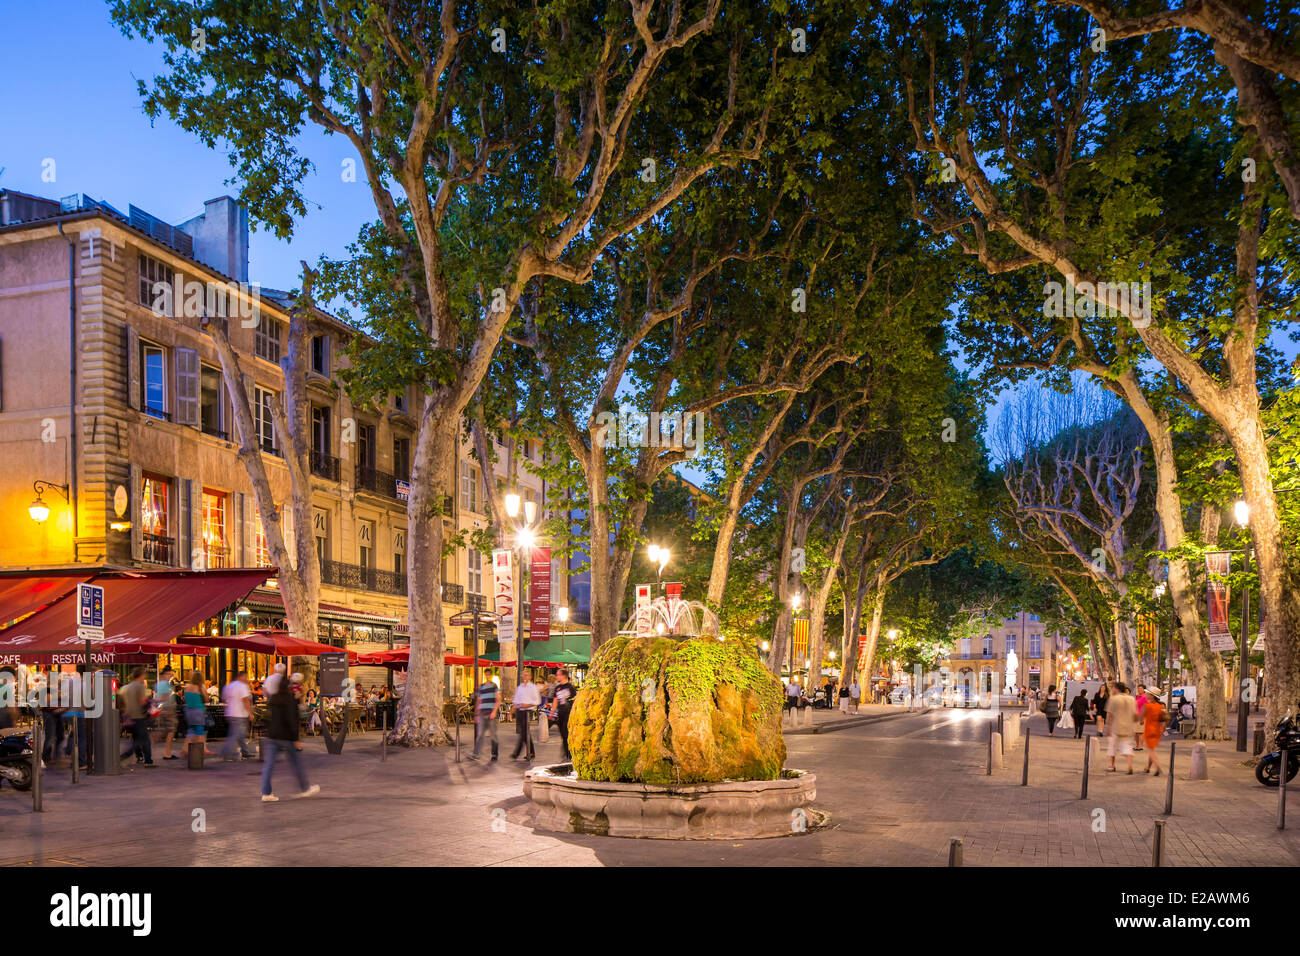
[0,569,270,659]
[181,629,341,657]
[0,573,92,628]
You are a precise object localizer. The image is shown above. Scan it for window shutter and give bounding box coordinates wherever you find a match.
[178,478,192,569]
[282,503,295,561]
[129,464,142,562]
[127,326,140,410]
[234,493,244,565]
[243,493,255,566]
[175,347,199,426]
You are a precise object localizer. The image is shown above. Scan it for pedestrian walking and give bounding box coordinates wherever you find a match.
[154,666,179,760]
[468,678,500,761]
[260,671,319,802]
[1069,689,1090,739]
[220,671,256,760]
[822,678,835,709]
[1133,684,1148,751]
[60,671,88,768]
[849,679,861,714]
[1040,684,1061,736]
[510,669,541,761]
[1142,690,1168,776]
[183,670,211,755]
[552,669,577,761]
[118,667,156,767]
[1092,683,1109,737]
[1105,681,1138,774]
[838,682,850,714]
[785,679,800,715]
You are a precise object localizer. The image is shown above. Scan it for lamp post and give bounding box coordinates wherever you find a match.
[646,543,671,589]
[1235,499,1251,753]
[1153,581,1169,696]
[505,492,541,693]
[28,479,69,524]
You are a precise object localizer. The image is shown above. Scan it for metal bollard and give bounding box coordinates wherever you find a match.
[454,713,461,762]
[1164,741,1175,815]
[71,716,79,785]
[1021,729,1030,786]
[948,838,963,867]
[1279,746,1290,831]
[1254,727,1266,756]
[987,724,993,776]
[1151,819,1165,867]
[32,710,43,813]
[1081,736,1091,799]
[382,712,388,762]
[998,712,1005,755]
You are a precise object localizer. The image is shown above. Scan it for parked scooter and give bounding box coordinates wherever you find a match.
[1255,716,1300,787]
[0,728,35,791]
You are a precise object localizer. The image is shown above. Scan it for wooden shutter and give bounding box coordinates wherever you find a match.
[175,347,199,426]
[243,493,255,566]
[178,478,192,568]
[129,464,142,562]
[127,326,140,410]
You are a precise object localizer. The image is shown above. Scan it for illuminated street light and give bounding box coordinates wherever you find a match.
[1234,499,1250,527]
[505,492,521,518]
[27,480,68,524]
[524,499,537,524]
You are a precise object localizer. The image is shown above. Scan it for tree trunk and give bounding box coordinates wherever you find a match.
[859,585,887,681]
[392,406,455,746]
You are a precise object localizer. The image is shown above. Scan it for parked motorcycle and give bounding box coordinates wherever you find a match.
[0,728,35,791]
[1254,716,1300,787]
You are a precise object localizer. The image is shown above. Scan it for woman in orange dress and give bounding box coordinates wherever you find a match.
[1143,694,1167,776]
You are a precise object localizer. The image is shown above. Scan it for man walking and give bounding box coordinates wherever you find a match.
[511,669,541,761]
[468,677,500,761]
[552,669,577,761]
[221,670,256,760]
[119,667,155,767]
[849,678,861,714]
[155,666,179,760]
[260,671,319,802]
[1105,681,1138,774]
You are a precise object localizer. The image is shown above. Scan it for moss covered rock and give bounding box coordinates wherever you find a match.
[568,635,786,785]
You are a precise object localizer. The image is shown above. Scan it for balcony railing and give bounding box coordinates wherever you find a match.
[320,558,406,596]
[466,592,487,613]
[355,464,400,499]
[203,544,229,569]
[311,451,340,481]
[142,533,175,564]
[441,582,465,606]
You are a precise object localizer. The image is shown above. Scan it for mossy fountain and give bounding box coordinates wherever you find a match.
[523,599,819,839]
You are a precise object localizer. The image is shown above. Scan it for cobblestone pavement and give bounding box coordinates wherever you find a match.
[2,708,1296,866]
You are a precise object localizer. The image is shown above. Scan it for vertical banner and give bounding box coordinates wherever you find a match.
[665,582,683,632]
[492,549,515,650]
[1206,551,1234,651]
[635,585,653,637]
[1253,601,1267,652]
[529,547,552,642]
[793,618,810,665]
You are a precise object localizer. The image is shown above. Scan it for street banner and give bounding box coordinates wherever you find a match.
[1253,602,1267,652]
[635,584,653,637]
[492,549,515,648]
[665,581,683,631]
[857,635,868,661]
[1206,551,1234,651]
[793,618,809,665]
[529,547,552,642]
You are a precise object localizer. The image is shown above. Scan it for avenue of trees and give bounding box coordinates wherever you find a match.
[112,0,1300,744]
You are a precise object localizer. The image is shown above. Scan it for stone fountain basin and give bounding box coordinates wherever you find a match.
[523,764,819,840]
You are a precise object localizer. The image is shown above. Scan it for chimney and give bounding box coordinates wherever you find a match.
[177,196,249,282]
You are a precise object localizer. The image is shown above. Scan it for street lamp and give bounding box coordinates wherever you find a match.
[647,543,671,584]
[28,480,69,524]
[788,592,803,680]
[1153,581,1170,696]
[1235,498,1252,752]
[557,605,569,635]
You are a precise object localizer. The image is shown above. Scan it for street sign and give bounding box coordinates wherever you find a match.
[77,582,104,629]
[76,627,105,643]
[396,479,410,501]
[318,652,348,697]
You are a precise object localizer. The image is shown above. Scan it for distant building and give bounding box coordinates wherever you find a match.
[933,611,1061,692]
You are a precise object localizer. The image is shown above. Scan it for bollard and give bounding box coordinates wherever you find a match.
[948,838,963,867]
[454,712,461,763]
[987,724,994,775]
[70,716,79,785]
[1253,727,1266,756]
[998,712,1005,755]
[32,710,43,813]
[1164,741,1175,815]
[1151,819,1165,867]
[1279,746,1290,831]
[1021,729,1030,786]
[1081,736,1091,799]
[1186,741,1209,780]
[990,732,1003,769]
[188,738,204,769]
[382,712,388,763]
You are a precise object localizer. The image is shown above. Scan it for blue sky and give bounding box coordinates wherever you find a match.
[0,0,371,294]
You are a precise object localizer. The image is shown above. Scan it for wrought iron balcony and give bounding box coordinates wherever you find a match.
[142,533,175,565]
[320,558,406,596]
[355,464,399,499]
[441,582,465,606]
[466,592,487,613]
[311,450,340,481]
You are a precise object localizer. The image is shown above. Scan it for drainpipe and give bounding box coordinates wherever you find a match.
[57,221,78,546]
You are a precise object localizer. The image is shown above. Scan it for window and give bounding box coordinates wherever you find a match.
[460,462,479,513]
[311,335,329,375]
[357,423,376,470]
[141,474,171,563]
[313,509,329,565]
[960,636,971,657]
[982,634,993,656]
[253,507,270,567]
[358,520,374,569]
[393,529,405,578]
[1029,633,1043,657]
[201,490,228,568]
[467,548,484,595]
[200,364,224,437]
[254,318,283,364]
[1005,633,1017,654]
[138,253,169,312]
[394,390,407,413]
[253,386,277,454]
[311,406,331,456]
[1028,613,1041,622]
[393,437,410,481]
[141,341,167,419]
